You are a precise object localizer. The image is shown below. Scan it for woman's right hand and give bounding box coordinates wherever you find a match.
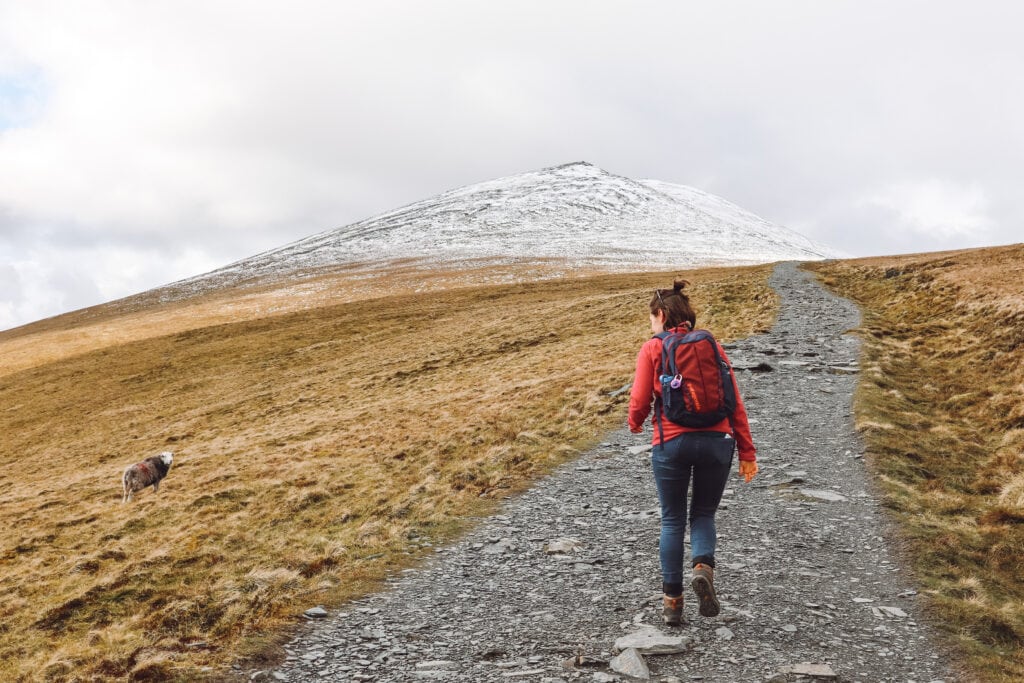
[739,460,758,483]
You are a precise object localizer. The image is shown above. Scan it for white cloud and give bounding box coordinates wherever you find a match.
[2,1,1024,330]
[0,241,223,330]
[862,181,994,241]
[0,253,99,330]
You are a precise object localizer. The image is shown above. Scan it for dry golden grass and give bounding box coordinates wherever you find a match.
[0,259,615,379]
[0,263,776,681]
[808,243,1024,683]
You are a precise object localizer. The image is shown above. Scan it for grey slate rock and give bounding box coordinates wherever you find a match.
[797,489,848,502]
[779,662,838,678]
[545,538,584,554]
[609,647,650,679]
[613,627,689,655]
[415,660,457,670]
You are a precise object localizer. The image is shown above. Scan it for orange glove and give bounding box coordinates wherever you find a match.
[739,460,758,483]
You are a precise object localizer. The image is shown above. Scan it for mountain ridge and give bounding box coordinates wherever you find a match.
[163,161,839,301]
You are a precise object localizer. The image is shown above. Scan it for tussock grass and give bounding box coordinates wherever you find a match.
[808,243,1024,682]
[0,263,776,681]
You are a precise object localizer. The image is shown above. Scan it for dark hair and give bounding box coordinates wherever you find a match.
[650,279,696,329]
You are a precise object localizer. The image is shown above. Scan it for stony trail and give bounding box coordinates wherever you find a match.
[246,263,955,683]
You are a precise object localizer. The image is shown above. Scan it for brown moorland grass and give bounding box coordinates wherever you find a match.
[0,259,615,379]
[808,243,1024,682]
[0,264,776,681]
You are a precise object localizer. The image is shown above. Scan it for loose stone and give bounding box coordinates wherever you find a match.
[416,660,457,670]
[614,627,690,655]
[610,647,651,679]
[545,538,584,554]
[797,489,848,502]
[780,662,838,678]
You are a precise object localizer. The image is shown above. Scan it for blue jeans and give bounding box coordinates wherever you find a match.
[651,432,735,585]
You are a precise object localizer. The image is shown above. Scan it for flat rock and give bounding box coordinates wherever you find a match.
[545,538,584,554]
[779,662,838,678]
[797,488,848,502]
[481,538,517,554]
[501,669,547,678]
[614,627,690,655]
[415,660,457,670]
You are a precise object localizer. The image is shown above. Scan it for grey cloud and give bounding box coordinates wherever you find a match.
[46,264,103,312]
[0,262,24,304]
[2,1,1024,331]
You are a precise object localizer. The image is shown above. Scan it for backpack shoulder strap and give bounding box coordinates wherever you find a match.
[652,331,672,445]
[654,331,677,376]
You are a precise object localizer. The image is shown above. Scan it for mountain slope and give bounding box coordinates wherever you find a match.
[166,162,838,300]
[0,162,837,376]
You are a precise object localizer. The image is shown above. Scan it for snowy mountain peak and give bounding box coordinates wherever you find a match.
[171,163,839,297]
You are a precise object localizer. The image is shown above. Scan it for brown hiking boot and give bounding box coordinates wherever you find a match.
[662,594,684,626]
[691,563,720,617]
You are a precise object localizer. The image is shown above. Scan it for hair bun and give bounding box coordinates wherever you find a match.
[672,278,690,295]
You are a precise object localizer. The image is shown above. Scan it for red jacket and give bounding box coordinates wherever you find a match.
[628,327,757,461]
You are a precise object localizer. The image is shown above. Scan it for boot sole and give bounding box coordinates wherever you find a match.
[691,575,720,617]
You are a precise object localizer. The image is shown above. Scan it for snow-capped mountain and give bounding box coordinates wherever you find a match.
[169,162,838,298]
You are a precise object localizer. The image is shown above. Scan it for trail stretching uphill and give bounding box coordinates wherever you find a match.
[243,263,954,683]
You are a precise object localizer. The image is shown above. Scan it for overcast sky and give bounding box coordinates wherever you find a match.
[1,2,1022,331]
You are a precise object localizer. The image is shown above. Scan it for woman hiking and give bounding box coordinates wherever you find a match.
[628,279,758,626]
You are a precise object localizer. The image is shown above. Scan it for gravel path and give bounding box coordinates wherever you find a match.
[244,263,955,683]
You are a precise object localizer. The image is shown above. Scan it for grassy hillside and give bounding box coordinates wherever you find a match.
[0,264,777,681]
[0,259,608,379]
[808,243,1024,682]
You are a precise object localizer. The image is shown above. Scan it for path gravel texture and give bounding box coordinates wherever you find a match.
[245,263,955,683]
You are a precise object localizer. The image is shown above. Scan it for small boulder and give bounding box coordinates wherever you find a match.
[609,647,650,680]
